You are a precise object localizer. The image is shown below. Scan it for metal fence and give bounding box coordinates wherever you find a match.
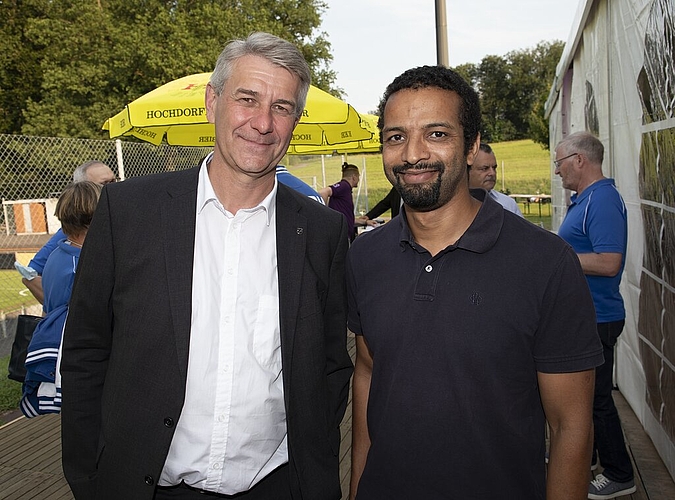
[0,133,371,357]
[0,133,213,343]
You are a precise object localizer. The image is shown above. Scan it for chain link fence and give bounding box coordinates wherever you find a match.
[0,133,375,357]
[0,133,212,355]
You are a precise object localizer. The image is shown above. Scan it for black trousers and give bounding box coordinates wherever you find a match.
[154,463,292,500]
[593,320,634,482]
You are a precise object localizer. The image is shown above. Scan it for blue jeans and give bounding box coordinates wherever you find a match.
[593,320,634,482]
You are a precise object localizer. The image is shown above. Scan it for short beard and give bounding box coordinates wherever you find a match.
[392,161,445,211]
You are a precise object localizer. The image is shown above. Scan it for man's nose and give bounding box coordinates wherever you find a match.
[401,136,430,165]
[250,108,274,134]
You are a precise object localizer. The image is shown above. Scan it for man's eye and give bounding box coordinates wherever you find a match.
[273,105,292,115]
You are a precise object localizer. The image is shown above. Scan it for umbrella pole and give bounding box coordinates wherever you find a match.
[115,139,126,181]
[362,156,369,213]
[321,155,326,187]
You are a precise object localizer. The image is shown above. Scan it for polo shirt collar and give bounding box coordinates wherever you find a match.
[570,177,614,205]
[398,188,503,254]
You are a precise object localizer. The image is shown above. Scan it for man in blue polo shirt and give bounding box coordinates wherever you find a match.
[347,66,603,500]
[555,131,634,499]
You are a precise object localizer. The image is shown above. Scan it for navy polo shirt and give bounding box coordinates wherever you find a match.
[346,190,603,499]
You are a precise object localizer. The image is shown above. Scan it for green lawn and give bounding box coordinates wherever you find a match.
[0,270,39,314]
[0,355,22,422]
[283,139,553,226]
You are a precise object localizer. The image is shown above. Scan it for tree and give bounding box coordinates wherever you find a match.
[0,0,338,139]
[0,0,49,134]
[453,40,564,145]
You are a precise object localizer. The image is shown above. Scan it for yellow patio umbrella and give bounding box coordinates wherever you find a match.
[286,113,381,155]
[102,72,373,148]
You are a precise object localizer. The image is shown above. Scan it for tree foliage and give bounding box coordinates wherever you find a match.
[454,40,564,148]
[0,0,336,139]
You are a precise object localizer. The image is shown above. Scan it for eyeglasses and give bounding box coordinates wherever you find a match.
[553,153,578,168]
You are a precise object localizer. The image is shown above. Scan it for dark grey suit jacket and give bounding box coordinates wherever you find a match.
[60,167,353,500]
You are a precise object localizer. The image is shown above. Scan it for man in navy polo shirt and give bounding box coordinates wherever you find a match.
[555,131,634,499]
[347,66,603,500]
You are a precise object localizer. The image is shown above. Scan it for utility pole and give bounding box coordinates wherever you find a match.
[435,0,449,67]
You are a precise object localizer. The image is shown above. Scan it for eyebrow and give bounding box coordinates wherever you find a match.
[234,88,296,110]
[382,121,457,134]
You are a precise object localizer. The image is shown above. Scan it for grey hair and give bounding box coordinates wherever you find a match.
[557,132,604,164]
[72,160,108,183]
[209,32,311,119]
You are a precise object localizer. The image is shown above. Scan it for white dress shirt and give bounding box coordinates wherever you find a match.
[159,156,287,494]
[490,189,524,217]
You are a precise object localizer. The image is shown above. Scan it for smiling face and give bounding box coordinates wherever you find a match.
[469,150,497,191]
[381,87,478,211]
[205,54,301,179]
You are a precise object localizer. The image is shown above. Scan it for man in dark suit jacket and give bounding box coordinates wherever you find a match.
[60,32,353,500]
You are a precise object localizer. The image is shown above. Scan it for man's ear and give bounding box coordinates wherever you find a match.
[466,134,481,167]
[205,83,218,124]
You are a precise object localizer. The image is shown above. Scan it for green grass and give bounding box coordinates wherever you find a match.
[0,270,39,314]
[283,139,553,227]
[0,355,23,422]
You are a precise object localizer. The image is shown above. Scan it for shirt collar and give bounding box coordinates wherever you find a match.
[197,152,277,226]
[570,177,614,205]
[397,188,502,254]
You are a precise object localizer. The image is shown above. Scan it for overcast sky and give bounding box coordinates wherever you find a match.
[320,0,582,113]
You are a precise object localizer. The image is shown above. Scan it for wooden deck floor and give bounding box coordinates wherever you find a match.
[1,332,673,499]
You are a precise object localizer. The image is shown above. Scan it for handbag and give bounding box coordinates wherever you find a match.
[7,314,42,382]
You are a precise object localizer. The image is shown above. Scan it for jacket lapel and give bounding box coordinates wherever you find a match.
[276,185,307,381]
[161,167,199,381]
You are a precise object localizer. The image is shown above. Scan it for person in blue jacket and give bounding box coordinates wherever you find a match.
[21,181,102,417]
[275,165,324,204]
[17,160,115,304]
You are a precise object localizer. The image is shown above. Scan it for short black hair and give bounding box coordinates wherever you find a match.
[478,142,492,154]
[376,65,481,156]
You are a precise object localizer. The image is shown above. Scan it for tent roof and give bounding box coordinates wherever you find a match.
[544,0,596,118]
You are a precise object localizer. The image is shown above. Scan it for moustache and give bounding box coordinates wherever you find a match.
[392,161,445,176]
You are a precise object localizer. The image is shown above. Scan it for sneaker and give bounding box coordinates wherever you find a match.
[588,473,636,499]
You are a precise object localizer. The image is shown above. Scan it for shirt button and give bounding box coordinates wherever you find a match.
[213,463,222,470]
[425,265,433,272]
[218,414,226,422]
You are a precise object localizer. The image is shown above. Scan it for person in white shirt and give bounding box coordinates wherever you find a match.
[60,32,352,500]
[468,143,523,216]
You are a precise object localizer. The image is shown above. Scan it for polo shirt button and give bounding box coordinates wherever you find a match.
[145,475,154,485]
[164,417,174,427]
[425,265,433,272]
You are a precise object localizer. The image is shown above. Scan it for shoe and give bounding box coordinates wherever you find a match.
[588,473,636,499]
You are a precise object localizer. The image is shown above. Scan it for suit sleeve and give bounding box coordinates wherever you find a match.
[60,187,116,498]
[323,216,353,430]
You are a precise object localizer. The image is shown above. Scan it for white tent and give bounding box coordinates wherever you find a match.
[545,0,675,480]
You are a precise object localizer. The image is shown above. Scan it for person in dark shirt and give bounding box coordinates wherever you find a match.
[320,162,360,241]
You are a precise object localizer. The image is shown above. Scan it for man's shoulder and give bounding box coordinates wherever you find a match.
[107,167,199,197]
